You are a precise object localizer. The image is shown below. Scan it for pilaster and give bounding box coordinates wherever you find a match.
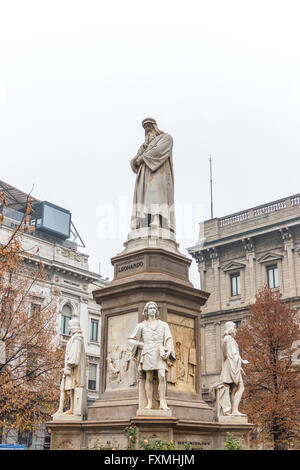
[280,228,296,297]
[242,237,256,303]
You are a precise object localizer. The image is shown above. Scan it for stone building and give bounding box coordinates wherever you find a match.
[0,180,108,449]
[188,193,300,392]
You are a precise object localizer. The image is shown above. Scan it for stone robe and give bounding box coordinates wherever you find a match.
[130,133,175,231]
[64,332,86,390]
[128,320,175,372]
[219,334,242,385]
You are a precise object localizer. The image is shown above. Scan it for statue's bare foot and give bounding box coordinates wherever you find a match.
[63,409,73,415]
[159,403,170,411]
[145,404,152,410]
[231,411,246,416]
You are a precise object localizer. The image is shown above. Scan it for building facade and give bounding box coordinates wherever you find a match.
[0,180,108,449]
[188,193,300,392]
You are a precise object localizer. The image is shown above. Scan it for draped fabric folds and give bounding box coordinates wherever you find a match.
[130,133,175,232]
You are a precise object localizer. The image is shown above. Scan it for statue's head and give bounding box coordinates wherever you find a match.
[223,321,237,337]
[142,117,163,143]
[142,301,160,319]
[68,318,81,335]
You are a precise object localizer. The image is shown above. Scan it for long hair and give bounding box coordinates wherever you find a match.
[142,301,160,319]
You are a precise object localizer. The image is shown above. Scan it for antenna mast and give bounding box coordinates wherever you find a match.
[209,155,213,219]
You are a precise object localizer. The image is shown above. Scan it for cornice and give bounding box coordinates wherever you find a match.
[188,216,300,255]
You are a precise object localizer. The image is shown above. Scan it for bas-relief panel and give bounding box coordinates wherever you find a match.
[105,311,138,392]
[167,313,196,393]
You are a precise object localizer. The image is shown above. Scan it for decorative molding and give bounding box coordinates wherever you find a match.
[222,261,246,272]
[257,252,283,264]
[87,355,100,362]
[242,237,254,253]
[280,227,293,243]
[191,251,206,265]
[60,290,80,300]
[60,247,85,263]
[209,247,219,261]
[59,298,79,313]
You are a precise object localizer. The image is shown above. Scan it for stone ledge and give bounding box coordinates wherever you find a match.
[217,415,248,424]
[52,413,83,422]
[136,408,172,417]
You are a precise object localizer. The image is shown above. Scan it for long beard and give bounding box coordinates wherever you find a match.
[145,130,157,145]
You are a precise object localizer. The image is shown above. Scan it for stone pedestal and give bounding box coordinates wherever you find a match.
[136,409,172,417]
[47,240,253,449]
[217,415,248,424]
[88,243,212,422]
[52,413,83,422]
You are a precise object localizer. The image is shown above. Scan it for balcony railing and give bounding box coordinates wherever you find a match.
[219,195,300,228]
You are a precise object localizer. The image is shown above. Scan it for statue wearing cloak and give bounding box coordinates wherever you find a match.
[130,119,175,233]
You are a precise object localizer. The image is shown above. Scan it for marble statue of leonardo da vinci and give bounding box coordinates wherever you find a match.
[130,118,175,234]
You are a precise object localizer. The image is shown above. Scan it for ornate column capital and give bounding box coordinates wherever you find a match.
[280,227,293,244]
[242,237,255,254]
[209,247,219,267]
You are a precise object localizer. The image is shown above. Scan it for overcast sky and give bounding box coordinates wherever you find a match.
[1,1,300,287]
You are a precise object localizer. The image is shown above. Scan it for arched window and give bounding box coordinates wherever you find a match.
[61,304,72,335]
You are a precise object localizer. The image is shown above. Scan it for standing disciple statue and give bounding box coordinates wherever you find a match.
[130,118,175,234]
[54,318,87,419]
[128,302,175,411]
[217,321,248,417]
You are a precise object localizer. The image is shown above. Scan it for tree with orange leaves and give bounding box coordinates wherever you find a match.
[0,191,64,436]
[236,286,300,450]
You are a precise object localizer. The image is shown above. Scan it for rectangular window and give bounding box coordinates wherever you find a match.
[267,265,279,289]
[30,303,41,325]
[26,346,37,379]
[88,364,97,390]
[90,319,99,342]
[61,315,70,335]
[31,303,41,315]
[230,273,241,296]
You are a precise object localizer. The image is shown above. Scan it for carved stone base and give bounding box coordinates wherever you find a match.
[136,408,172,417]
[47,417,254,450]
[217,415,248,424]
[91,245,212,424]
[123,232,180,255]
[52,412,83,422]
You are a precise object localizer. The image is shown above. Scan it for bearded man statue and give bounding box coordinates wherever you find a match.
[130,118,175,235]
